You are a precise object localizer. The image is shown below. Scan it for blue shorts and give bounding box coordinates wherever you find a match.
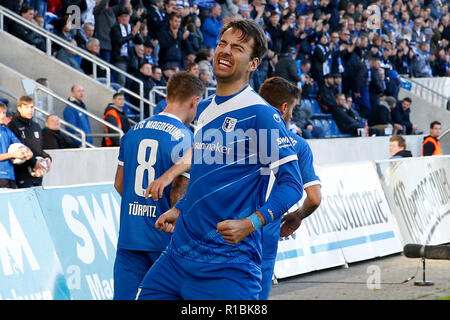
[137,249,262,300]
[113,248,163,300]
[259,256,276,300]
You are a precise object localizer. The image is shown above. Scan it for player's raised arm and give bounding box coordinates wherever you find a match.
[114,165,124,196]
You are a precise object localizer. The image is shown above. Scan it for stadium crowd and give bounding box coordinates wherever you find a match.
[0,0,449,140]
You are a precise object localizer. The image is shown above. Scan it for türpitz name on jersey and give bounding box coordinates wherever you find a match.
[128,201,157,217]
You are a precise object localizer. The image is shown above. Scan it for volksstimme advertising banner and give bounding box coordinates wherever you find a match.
[375,156,450,246]
[0,189,70,300]
[274,162,403,279]
[35,183,121,300]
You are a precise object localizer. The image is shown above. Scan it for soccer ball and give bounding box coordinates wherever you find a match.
[8,143,28,165]
[28,156,49,177]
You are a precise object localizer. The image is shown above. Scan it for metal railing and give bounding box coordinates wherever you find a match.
[34,84,124,145]
[0,5,145,117]
[118,87,155,121]
[0,86,95,147]
[400,76,450,110]
[439,128,450,141]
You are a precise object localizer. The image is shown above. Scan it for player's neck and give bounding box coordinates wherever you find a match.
[163,105,188,126]
[216,78,249,97]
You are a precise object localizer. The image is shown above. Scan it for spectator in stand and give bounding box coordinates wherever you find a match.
[63,85,93,147]
[411,41,433,77]
[81,38,107,78]
[56,39,84,73]
[157,13,189,68]
[146,0,166,44]
[273,46,302,86]
[422,121,443,156]
[185,61,200,77]
[311,32,332,85]
[8,96,52,188]
[102,92,132,147]
[202,3,223,48]
[185,15,204,54]
[431,47,450,77]
[331,93,364,137]
[110,8,142,86]
[198,68,216,88]
[128,61,155,118]
[74,22,95,50]
[8,6,46,52]
[265,11,283,55]
[51,14,74,53]
[385,70,401,100]
[368,55,384,116]
[127,38,146,76]
[151,65,165,86]
[389,135,412,159]
[297,59,314,97]
[42,114,77,149]
[317,73,336,113]
[143,40,156,66]
[368,95,395,136]
[196,46,216,85]
[0,102,33,189]
[94,0,127,63]
[391,97,421,135]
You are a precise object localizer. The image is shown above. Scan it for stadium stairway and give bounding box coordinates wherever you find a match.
[0,27,118,146]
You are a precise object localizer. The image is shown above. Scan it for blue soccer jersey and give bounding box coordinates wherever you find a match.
[169,85,303,268]
[117,112,193,251]
[0,125,21,181]
[262,131,321,259]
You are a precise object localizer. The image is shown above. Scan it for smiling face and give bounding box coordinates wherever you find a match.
[213,28,258,84]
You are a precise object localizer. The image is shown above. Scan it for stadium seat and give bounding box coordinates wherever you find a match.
[310,99,322,115]
[300,99,312,114]
[328,119,351,138]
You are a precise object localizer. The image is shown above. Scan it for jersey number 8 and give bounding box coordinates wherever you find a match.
[135,139,159,197]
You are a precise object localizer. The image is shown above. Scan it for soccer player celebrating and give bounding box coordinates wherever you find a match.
[112,71,204,300]
[137,20,303,300]
[258,77,322,299]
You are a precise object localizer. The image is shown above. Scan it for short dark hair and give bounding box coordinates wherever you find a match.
[390,135,406,149]
[0,102,6,111]
[402,97,412,104]
[219,19,268,62]
[166,71,205,103]
[20,5,34,15]
[258,77,301,110]
[17,95,34,107]
[430,121,441,129]
[113,92,124,99]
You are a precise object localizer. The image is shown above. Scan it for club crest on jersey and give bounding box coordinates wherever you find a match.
[222,117,237,132]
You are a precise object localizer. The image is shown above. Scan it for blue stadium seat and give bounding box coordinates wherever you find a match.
[300,99,312,114]
[328,119,351,138]
[320,119,331,137]
[310,99,323,115]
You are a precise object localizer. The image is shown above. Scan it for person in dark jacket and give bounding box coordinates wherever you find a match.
[7,96,52,188]
[311,33,332,85]
[102,93,131,147]
[8,6,46,52]
[368,95,395,136]
[157,13,189,69]
[273,46,302,85]
[94,0,127,62]
[110,8,142,86]
[368,55,385,115]
[317,73,336,113]
[42,114,77,149]
[391,97,420,135]
[146,0,166,39]
[128,62,155,118]
[331,93,364,136]
[389,135,412,159]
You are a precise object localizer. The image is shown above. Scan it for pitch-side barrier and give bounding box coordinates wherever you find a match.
[0,156,448,299]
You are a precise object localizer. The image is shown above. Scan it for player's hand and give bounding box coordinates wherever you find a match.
[216,218,254,244]
[145,174,173,201]
[280,212,302,237]
[155,207,180,233]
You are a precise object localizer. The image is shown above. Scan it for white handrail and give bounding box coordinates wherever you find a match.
[34,85,124,143]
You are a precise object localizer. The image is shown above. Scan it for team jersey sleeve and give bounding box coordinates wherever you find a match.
[297,139,321,188]
[117,134,127,166]
[255,106,304,225]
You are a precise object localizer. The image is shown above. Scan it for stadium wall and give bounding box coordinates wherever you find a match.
[1,156,449,299]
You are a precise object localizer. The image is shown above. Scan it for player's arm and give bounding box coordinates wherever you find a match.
[280,184,322,237]
[217,160,303,244]
[114,165,124,196]
[145,146,192,201]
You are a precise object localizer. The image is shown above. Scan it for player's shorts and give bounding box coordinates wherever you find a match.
[113,248,163,300]
[259,256,276,300]
[136,249,262,300]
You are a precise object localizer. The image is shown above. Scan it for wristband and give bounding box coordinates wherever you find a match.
[248,213,263,230]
